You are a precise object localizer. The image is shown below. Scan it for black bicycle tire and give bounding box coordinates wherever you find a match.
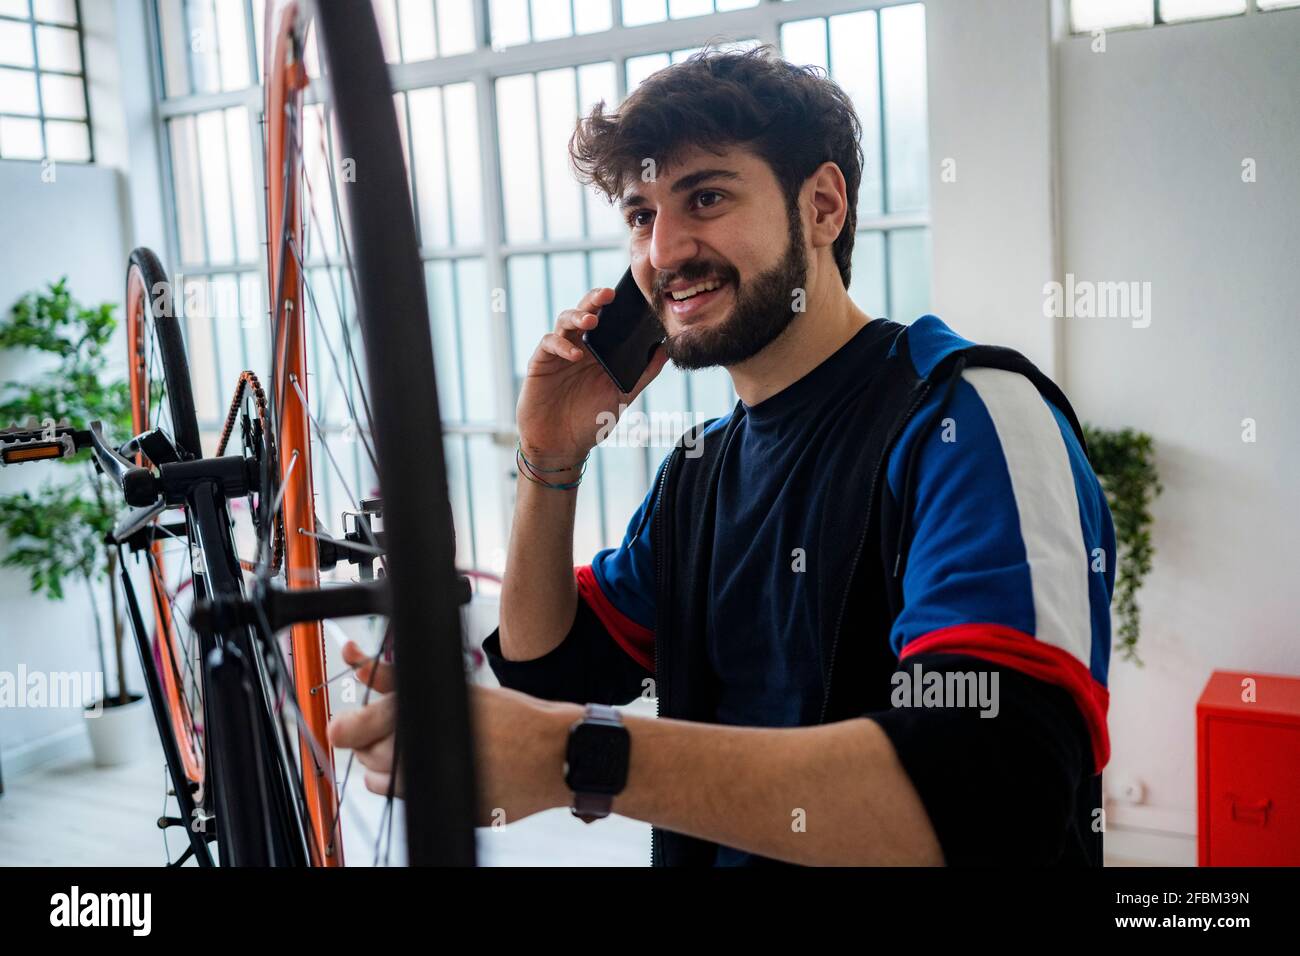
[124,246,216,864]
[312,0,478,865]
[127,247,203,461]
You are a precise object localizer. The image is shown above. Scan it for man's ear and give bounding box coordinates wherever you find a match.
[807,162,849,248]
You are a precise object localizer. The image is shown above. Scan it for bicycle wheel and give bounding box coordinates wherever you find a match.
[126,248,306,868]
[123,247,211,857]
[263,0,477,865]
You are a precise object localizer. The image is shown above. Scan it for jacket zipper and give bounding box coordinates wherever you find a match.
[649,444,679,867]
[817,381,934,724]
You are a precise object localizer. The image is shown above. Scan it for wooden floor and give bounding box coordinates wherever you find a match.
[0,731,651,867]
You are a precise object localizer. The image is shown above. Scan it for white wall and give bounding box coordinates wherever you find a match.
[924,0,1062,377]
[0,160,134,767]
[1058,8,1300,851]
[0,1,159,771]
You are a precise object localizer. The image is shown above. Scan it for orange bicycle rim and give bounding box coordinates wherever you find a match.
[126,265,204,787]
[265,0,343,867]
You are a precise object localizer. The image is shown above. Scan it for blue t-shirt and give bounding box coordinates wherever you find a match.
[576,315,1115,866]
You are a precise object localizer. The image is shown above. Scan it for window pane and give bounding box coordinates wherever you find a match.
[225,107,258,263]
[1070,0,1154,31]
[506,255,547,386]
[438,0,476,55]
[690,366,735,420]
[0,66,39,113]
[44,118,88,161]
[574,0,613,34]
[1159,0,1245,21]
[397,0,437,62]
[1258,0,1300,9]
[427,260,466,422]
[444,435,474,568]
[881,3,928,214]
[849,230,886,318]
[157,0,190,97]
[625,52,669,91]
[186,0,221,93]
[668,0,711,21]
[888,228,931,322]
[532,0,574,42]
[35,24,80,72]
[599,445,648,550]
[714,0,758,10]
[456,258,496,424]
[467,435,508,573]
[444,82,482,246]
[538,68,582,240]
[408,86,450,248]
[196,109,235,264]
[622,0,667,28]
[780,19,827,71]
[547,252,587,322]
[489,0,529,49]
[0,20,35,68]
[0,115,43,159]
[214,0,250,90]
[372,0,401,62]
[39,72,84,119]
[577,61,623,237]
[829,10,882,218]
[496,73,544,243]
[33,0,78,25]
[180,277,221,420]
[169,116,207,265]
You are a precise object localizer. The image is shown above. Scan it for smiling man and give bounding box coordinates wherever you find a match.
[330,45,1115,867]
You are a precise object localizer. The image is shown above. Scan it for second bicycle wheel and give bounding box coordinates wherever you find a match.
[262,0,477,865]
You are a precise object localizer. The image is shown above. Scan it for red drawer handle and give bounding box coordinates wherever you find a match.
[1226,794,1272,825]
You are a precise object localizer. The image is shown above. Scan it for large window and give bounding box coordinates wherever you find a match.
[1070,0,1300,33]
[150,0,932,577]
[0,0,92,162]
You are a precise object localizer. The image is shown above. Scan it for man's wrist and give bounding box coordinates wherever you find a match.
[545,702,586,811]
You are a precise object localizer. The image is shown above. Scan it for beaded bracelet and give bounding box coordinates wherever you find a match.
[516,440,589,491]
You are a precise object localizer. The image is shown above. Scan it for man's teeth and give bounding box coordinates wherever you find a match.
[670,278,724,301]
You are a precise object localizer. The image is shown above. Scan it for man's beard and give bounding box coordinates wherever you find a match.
[658,201,808,371]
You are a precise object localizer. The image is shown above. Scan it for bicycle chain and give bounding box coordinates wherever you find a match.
[216,370,285,574]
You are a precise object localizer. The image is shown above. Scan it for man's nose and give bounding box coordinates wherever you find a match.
[647,208,702,280]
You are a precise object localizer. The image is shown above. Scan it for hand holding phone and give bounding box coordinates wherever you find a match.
[515,268,668,465]
[582,267,666,395]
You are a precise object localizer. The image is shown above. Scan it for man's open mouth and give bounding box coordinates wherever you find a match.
[664,278,731,317]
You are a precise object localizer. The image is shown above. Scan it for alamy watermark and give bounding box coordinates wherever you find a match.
[890,662,1000,718]
[1043,273,1152,328]
[0,666,105,717]
[595,403,709,458]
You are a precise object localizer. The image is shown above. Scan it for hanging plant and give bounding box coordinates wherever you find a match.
[1082,424,1162,667]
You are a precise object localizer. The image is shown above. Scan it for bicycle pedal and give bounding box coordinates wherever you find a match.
[0,421,78,465]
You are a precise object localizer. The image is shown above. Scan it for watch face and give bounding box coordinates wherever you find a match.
[565,722,629,794]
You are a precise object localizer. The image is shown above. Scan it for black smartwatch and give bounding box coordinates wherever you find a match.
[563,703,630,823]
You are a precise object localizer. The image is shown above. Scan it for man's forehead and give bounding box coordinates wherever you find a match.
[618,147,755,209]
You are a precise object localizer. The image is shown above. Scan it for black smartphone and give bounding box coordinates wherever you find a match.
[582,267,665,394]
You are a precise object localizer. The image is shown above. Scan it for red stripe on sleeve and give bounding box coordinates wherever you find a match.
[900,623,1111,773]
[574,564,654,672]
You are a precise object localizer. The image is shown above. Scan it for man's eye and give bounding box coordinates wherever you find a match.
[695,190,723,209]
[627,210,650,229]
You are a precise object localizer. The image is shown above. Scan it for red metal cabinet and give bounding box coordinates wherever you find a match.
[1197,670,1300,866]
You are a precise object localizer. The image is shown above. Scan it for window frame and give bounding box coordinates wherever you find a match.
[146,0,933,569]
[0,0,95,163]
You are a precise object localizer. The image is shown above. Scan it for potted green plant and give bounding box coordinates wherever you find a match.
[0,279,150,766]
[1083,424,1162,667]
